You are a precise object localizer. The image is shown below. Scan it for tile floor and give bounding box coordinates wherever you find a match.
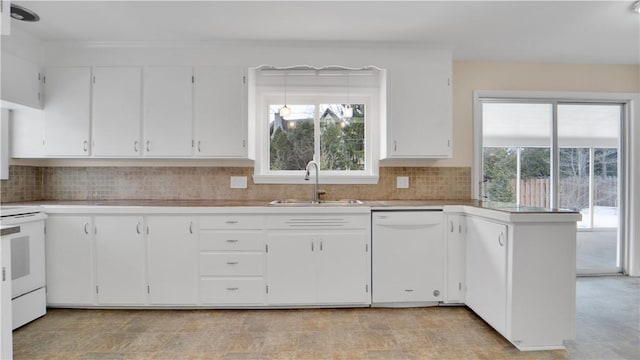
[12,276,639,360]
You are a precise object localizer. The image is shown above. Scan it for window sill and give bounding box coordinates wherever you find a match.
[253,174,379,185]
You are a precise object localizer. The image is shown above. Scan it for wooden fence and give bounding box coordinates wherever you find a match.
[505,177,617,208]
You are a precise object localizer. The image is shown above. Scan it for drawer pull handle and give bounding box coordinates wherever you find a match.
[136,222,141,234]
[404,289,414,292]
[226,220,239,224]
[84,222,90,235]
[226,287,239,291]
[189,222,194,234]
[498,231,505,247]
[226,261,239,265]
[226,239,239,243]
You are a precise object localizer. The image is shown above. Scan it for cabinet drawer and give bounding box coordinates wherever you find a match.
[199,278,264,305]
[200,231,264,251]
[199,215,264,230]
[200,253,264,276]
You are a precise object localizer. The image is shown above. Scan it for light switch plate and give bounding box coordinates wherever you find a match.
[230,176,248,189]
[397,176,409,189]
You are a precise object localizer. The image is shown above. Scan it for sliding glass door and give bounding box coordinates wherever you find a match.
[557,104,621,273]
[480,100,623,274]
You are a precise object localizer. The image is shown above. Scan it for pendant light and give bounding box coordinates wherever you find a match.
[342,73,353,118]
[279,71,291,118]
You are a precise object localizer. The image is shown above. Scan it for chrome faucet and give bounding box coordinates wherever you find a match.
[304,160,320,203]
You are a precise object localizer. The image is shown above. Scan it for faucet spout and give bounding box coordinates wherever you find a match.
[304,161,320,203]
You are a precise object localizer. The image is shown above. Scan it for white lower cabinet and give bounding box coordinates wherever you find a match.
[465,216,508,334]
[372,211,444,305]
[266,214,370,306]
[198,215,266,305]
[95,216,146,305]
[445,213,466,303]
[147,216,198,305]
[45,215,95,306]
[465,213,577,350]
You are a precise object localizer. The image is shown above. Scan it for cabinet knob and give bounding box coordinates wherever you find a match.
[433,290,440,297]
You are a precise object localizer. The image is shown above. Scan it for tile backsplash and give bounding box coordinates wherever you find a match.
[1,165,471,203]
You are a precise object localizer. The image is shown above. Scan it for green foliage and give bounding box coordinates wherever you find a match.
[320,115,365,171]
[520,148,550,179]
[483,147,516,202]
[269,120,314,170]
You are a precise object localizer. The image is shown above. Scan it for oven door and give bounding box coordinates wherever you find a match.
[3,214,47,298]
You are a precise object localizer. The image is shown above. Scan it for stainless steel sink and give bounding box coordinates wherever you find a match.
[268,199,364,206]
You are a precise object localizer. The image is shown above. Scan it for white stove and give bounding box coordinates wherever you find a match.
[0,205,47,329]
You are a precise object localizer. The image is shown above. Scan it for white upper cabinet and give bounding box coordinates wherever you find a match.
[43,67,91,156]
[383,51,452,159]
[1,52,42,108]
[92,67,142,157]
[194,66,247,158]
[143,66,193,157]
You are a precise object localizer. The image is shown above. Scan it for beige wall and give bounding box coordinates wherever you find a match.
[447,62,640,167]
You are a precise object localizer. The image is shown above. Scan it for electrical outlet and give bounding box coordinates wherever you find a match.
[397,176,409,189]
[230,176,247,189]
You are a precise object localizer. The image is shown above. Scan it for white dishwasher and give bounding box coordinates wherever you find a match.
[371,210,444,307]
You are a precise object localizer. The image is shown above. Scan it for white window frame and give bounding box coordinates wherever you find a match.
[253,86,379,184]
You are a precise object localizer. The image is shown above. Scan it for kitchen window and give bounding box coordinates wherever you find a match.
[252,67,380,184]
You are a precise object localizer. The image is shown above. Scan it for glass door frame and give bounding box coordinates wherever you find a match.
[473,91,630,275]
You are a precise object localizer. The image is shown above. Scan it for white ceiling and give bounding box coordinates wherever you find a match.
[9,1,640,65]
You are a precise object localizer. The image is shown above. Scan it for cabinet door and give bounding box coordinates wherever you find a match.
[45,216,94,305]
[466,216,508,335]
[44,67,91,156]
[1,52,41,108]
[445,214,466,303]
[385,52,451,158]
[92,67,142,156]
[147,216,198,305]
[143,66,193,156]
[266,233,316,305]
[317,233,369,304]
[372,212,444,303]
[94,216,146,305]
[10,107,45,157]
[194,66,246,158]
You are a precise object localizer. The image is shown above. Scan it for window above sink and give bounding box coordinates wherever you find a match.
[249,66,383,185]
